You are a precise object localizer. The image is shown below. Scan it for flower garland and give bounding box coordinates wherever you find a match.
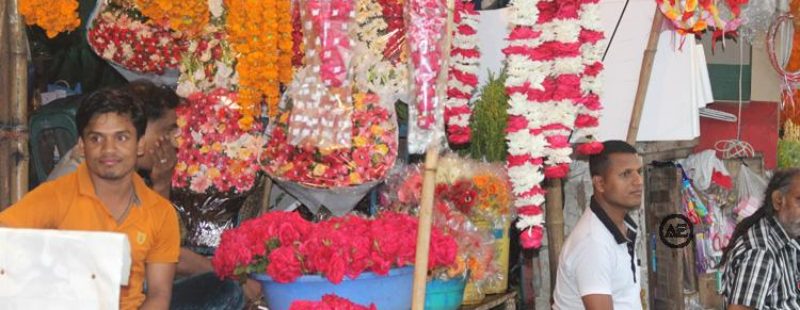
[502,0,548,249]
[19,0,81,38]
[444,0,480,146]
[351,0,409,98]
[575,0,605,155]
[133,0,209,37]
[292,1,305,67]
[302,0,355,87]
[291,295,376,310]
[407,0,447,129]
[172,88,266,194]
[225,0,293,128]
[88,8,185,74]
[377,0,406,62]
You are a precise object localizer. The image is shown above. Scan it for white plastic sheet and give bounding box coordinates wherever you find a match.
[0,228,131,310]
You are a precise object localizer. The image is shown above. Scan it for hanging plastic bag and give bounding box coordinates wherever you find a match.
[405,0,447,153]
[734,164,767,221]
[286,0,356,149]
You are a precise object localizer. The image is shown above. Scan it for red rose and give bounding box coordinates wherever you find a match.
[266,246,302,283]
[577,141,604,155]
[520,226,544,249]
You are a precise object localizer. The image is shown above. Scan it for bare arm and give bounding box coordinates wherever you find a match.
[139,263,176,310]
[582,294,613,310]
[176,248,213,276]
[727,305,752,310]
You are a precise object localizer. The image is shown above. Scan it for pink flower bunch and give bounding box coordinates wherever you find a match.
[88,8,184,74]
[303,0,354,87]
[262,93,397,188]
[290,294,376,310]
[212,211,457,284]
[172,88,266,194]
[407,0,446,129]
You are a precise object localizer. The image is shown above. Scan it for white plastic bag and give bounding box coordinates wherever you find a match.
[734,164,767,220]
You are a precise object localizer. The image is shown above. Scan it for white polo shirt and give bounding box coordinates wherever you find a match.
[553,198,642,310]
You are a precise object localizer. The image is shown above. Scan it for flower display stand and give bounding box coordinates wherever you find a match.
[251,266,413,310]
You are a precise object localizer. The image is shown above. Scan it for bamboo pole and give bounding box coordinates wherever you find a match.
[626,9,664,144]
[544,179,563,293]
[0,0,12,208]
[9,0,28,203]
[411,146,439,310]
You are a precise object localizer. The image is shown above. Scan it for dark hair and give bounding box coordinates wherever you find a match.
[589,140,638,176]
[76,88,147,139]
[719,168,800,266]
[123,80,180,121]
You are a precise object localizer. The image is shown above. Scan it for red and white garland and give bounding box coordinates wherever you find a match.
[444,0,480,145]
[575,0,605,153]
[503,0,606,249]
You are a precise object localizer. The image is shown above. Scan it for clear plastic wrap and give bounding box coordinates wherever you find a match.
[405,0,448,154]
[287,0,356,149]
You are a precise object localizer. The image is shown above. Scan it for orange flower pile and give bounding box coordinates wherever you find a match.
[472,173,511,217]
[225,0,293,129]
[19,0,81,38]
[133,0,209,37]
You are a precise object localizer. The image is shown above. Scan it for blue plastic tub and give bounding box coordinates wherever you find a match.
[424,276,467,310]
[251,266,414,310]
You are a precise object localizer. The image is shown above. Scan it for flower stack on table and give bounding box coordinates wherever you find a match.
[380,152,514,306]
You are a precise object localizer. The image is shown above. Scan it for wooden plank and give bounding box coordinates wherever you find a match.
[460,291,517,310]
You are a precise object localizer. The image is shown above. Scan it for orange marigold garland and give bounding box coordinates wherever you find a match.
[225,0,292,128]
[19,0,81,38]
[133,0,210,37]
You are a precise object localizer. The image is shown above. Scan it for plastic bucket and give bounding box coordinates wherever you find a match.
[425,277,467,310]
[251,266,413,310]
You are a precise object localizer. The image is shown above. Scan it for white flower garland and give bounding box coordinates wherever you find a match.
[444,0,480,145]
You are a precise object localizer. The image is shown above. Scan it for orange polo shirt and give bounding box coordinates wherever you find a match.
[0,163,180,310]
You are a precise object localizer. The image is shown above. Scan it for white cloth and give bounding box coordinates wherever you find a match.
[0,228,131,310]
[553,209,642,310]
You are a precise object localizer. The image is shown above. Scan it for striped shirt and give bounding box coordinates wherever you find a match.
[722,216,800,309]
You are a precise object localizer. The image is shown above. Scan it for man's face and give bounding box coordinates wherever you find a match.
[773,176,800,238]
[593,153,644,210]
[79,112,143,182]
[136,109,178,170]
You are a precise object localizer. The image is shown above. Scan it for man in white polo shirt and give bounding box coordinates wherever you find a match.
[554,140,643,310]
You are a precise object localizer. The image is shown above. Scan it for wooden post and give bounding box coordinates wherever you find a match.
[9,0,29,203]
[545,179,563,293]
[627,10,664,144]
[0,0,12,208]
[411,146,439,310]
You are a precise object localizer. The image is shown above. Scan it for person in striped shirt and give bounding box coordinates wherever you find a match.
[721,168,800,310]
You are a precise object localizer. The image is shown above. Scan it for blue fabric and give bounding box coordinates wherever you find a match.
[170,272,245,310]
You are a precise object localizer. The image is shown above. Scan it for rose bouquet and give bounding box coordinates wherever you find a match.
[263,92,397,188]
[87,3,185,74]
[212,211,457,284]
[175,29,238,97]
[172,88,266,194]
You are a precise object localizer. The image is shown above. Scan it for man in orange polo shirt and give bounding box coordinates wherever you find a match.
[0,88,180,310]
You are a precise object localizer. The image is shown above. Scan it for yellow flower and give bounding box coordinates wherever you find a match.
[370,125,384,136]
[353,136,368,148]
[349,172,363,184]
[374,144,389,155]
[313,164,328,176]
[187,164,200,175]
[208,167,222,179]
